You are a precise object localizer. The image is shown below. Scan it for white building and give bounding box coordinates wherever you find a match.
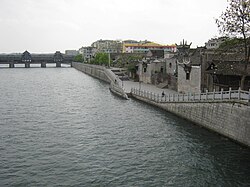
[79,46,97,62]
[91,39,122,53]
[65,50,78,56]
[205,37,227,49]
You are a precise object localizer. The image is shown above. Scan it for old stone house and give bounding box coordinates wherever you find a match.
[175,42,204,93]
[164,52,177,90]
[177,64,201,93]
[205,52,250,91]
[137,49,166,84]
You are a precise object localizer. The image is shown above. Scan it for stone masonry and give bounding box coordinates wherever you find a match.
[132,94,250,147]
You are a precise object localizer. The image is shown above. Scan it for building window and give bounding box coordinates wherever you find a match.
[144,67,147,72]
[169,63,172,68]
[186,72,190,80]
[160,66,163,73]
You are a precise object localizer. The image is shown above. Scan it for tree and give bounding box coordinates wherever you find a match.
[94,53,109,66]
[73,54,84,62]
[216,0,250,89]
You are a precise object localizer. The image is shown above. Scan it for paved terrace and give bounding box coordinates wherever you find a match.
[122,80,177,95]
[109,67,176,95]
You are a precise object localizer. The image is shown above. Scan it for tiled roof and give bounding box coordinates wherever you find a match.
[147,49,164,58]
[206,60,250,76]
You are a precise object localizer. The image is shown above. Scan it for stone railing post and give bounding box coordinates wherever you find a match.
[248,89,250,102]
[205,90,208,100]
[213,89,215,100]
[229,87,231,100]
[238,87,241,100]
[221,88,224,100]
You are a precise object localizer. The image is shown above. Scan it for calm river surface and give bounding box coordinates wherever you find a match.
[0,67,250,187]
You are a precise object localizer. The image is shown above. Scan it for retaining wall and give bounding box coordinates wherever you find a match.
[72,62,110,83]
[72,62,128,99]
[132,94,250,147]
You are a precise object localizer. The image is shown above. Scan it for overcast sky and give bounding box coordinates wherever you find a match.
[0,0,228,53]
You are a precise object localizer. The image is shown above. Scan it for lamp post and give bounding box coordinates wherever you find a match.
[108,53,111,68]
[139,62,144,90]
[122,75,124,88]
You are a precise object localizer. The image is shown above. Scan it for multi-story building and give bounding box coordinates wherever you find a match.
[78,46,97,62]
[123,40,176,53]
[205,37,227,49]
[65,50,78,56]
[91,39,122,53]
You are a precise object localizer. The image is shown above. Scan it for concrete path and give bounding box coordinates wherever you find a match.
[122,80,177,95]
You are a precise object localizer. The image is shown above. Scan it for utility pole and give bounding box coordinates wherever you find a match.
[108,53,110,68]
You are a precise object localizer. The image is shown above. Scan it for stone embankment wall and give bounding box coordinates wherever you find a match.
[132,94,250,147]
[72,62,128,99]
[72,62,110,83]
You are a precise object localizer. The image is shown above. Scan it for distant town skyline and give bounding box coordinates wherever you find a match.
[0,0,228,53]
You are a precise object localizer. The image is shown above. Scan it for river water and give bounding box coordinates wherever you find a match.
[0,67,249,187]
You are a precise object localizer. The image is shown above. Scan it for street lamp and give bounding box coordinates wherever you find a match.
[108,52,111,68]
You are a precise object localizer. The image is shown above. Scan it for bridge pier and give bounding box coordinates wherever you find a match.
[56,62,61,67]
[25,63,30,68]
[9,62,14,68]
[41,62,46,68]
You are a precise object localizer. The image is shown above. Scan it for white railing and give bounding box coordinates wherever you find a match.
[131,88,250,103]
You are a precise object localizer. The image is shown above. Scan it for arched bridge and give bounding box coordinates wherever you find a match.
[0,51,75,68]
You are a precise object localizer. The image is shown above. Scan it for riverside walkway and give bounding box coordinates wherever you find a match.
[131,87,250,104]
[122,80,177,95]
[122,80,249,104]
